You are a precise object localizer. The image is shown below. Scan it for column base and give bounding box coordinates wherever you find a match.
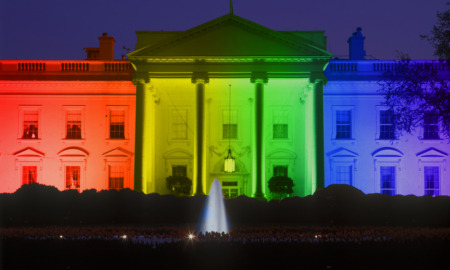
[253,191,266,201]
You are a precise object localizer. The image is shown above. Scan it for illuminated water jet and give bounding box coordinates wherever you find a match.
[198,178,229,233]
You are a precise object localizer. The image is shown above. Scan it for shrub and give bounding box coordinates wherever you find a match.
[166,176,192,196]
[268,176,294,200]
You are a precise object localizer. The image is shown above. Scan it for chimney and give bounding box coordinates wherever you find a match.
[98,32,115,60]
[347,27,366,60]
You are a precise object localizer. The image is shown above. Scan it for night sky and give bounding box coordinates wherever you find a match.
[0,0,446,60]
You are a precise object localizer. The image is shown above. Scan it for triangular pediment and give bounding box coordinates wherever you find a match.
[103,147,133,157]
[372,147,403,158]
[417,147,448,158]
[327,148,359,158]
[130,14,331,58]
[58,147,89,157]
[14,147,44,157]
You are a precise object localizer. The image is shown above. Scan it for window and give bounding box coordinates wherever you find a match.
[379,110,395,140]
[171,109,187,140]
[222,181,239,199]
[424,166,439,196]
[65,166,80,191]
[335,165,352,185]
[110,110,125,139]
[23,111,39,139]
[66,111,82,139]
[109,165,124,190]
[273,165,288,177]
[22,166,37,185]
[336,110,351,139]
[172,165,187,177]
[223,110,238,139]
[380,166,395,195]
[423,114,439,140]
[273,110,288,139]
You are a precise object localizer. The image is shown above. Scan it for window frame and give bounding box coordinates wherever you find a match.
[221,107,240,141]
[62,106,85,141]
[169,107,189,141]
[272,108,291,140]
[106,105,129,141]
[375,106,398,142]
[18,105,43,141]
[380,166,396,195]
[421,113,441,140]
[331,106,355,142]
[424,166,440,196]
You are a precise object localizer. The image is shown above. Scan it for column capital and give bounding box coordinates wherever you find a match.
[309,73,327,85]
[251,71,268,84]
[132,72,150,85]
[191,72,209,84]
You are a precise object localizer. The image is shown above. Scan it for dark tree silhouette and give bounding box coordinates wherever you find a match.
[421,2,450,61]
[379,4,450,140]
[378,59,450,140]
[268,176,294,200]
[166,175,192,196]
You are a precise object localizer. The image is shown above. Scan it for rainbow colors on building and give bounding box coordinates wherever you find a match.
[0,12,448,198]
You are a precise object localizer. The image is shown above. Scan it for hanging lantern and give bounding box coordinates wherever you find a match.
[224,149,235,173]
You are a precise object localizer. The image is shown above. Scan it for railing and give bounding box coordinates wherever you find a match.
[18,62,46,71]
[327,60,448,73]
[329,62,357,72]
[61,62,89,72]
[104,62,132,72]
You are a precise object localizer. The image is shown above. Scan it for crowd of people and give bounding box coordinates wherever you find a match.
[2,225,450,247]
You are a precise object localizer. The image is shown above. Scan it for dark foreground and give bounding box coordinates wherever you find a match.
[2,226,450,270]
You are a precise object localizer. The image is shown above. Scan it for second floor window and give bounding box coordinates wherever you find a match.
[336,110,351,139]
[379,110,395,139]
[223,110,238,139]
[423,114,439,140]
[110,110,125,139]
[66,111,82,139]
[273,110,289,139]
[171,109,187,140]
[23,111,39,139]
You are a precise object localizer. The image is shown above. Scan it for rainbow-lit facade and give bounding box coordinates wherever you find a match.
[0,13,448,198]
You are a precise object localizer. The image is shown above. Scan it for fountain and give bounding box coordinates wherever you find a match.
[198,178,229,234]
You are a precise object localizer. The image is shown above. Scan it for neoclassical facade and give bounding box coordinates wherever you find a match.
[0,60,135,193]
[128,13,331,197]
[324,60,449,196]
[0,14,448,198]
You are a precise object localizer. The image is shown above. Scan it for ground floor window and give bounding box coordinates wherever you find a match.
[172,165,187,177]
[22,166,37,185]
[335,165,352,185]
[65,166,80,191]
[109,166,124,190]
[380,166,395,195]
[424,166,439,196]
[222,181,239,199]
[273,166,288,177]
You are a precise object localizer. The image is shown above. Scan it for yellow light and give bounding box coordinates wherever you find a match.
[224,149,235,173]
[188,233,195,240]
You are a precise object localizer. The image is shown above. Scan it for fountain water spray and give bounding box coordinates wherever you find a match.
[198,178,229,233]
